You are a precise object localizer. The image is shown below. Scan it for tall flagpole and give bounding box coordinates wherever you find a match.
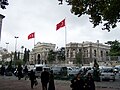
[34,32,36,64]
[65,18,67,64]
[34,33,35,47]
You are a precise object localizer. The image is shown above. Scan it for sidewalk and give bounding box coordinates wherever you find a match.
[0,76,119,90]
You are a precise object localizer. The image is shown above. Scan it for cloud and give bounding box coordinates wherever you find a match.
[0,0,120,52]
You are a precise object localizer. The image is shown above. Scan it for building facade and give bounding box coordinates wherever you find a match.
[66,41,110,64]
[29,42,56,64]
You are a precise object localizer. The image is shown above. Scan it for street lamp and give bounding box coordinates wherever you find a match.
[14,36,19,52]
[0,14,5,41]
[14,36,19,63]
[6,42,9,51]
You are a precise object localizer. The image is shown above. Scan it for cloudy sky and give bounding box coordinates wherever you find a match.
[0,0,120,52]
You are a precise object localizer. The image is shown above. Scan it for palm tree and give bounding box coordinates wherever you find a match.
[21,46,24,54]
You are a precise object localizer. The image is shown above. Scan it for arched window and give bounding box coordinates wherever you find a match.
[101,51,103,57]
[94,50,96,57]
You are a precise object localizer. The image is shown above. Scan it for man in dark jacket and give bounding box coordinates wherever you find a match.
[29,70,36,89]
[23,66,28,80]
[1,65,5,75]
[17,64,23,80]
[41,69,49,90]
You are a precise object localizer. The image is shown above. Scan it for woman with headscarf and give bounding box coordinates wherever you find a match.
[84,73,95,90]
[48,70,55,90]
[70,73,84,90]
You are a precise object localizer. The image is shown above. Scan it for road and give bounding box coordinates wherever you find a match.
[0,76,120,90]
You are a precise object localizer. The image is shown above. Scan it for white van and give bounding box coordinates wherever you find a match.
[34,64,46,78]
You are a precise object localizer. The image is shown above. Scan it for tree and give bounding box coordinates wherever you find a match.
[17,51,20,60]
[23,48,27,63]
[57,47,65,62]
[2,53,10,62]
[58,0,120,31]
[105,40,120,56]
[47,50,56,63]
[27,49,30,61]
[0,0,9,9]
[75,51,82,64]
[14,51,17,61]
[21,46,24,53]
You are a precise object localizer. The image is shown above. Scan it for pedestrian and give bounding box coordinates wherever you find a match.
[84,73,95,90]
[0,65,5,76]
[70,73,84,90]
[17,64,23,80]
[29,70,36,89]
[48,70,55,90]
[41,68,49,90]
[23,66,28,80]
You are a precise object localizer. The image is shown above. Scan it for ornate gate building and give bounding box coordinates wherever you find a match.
[29,42,56,64]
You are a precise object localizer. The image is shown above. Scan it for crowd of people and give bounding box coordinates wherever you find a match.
[0,64,55,90]
[70,73,95,90]
[24,66,55,90]
[0,64,95,90]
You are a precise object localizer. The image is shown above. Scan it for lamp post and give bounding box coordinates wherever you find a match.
[14,36,19,63]
[6,42,9,52]
[15,36,19,52]
[0,14,5,41]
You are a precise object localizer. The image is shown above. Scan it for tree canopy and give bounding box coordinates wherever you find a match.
[47,50,56,63]
[75,51,82,64]
[57,47,65,61]
[58,0,120,31]
[105,40,120,56]
[0,0,9,9]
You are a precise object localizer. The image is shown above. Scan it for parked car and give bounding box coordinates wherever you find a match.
[100,67,115,81]
[114,65,120,73]
[85,69,94,77]
[51,66,68,79]
[68,69,80,79]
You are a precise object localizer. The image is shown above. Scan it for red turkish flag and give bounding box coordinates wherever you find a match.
[28,32,35,40]
[56,19,65,30]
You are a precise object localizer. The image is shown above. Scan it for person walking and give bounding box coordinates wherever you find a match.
[29,70,36,89]
[17,64,23,80]
[48,70,55,90]
[84,73,95,90]
[70,73,84,90]
[0,65,5,76]
[23,66,28,80]
[41,69,49,90]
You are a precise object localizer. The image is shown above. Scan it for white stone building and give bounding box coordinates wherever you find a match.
[29,42,56,64]
[66,41,110,64]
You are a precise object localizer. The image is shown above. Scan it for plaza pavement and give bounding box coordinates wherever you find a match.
[0,76,119,90]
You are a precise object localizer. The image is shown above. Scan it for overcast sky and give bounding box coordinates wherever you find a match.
[0,0,120,52]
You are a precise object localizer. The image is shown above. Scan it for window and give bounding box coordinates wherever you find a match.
[67,50,69,57]
[106,51,108,56]
[94,50,96,57]
[101,51,103,57]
